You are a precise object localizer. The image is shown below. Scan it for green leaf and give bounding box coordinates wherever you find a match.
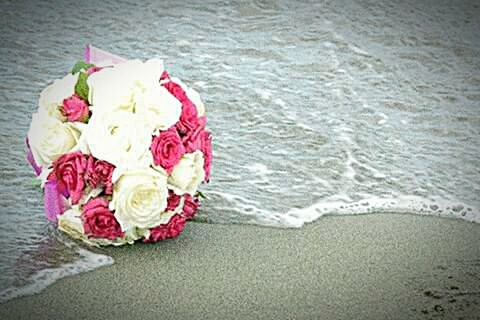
[196,191,207,199]
[75,72,89,101]
[31,178,42,187]
[71,61,95,74]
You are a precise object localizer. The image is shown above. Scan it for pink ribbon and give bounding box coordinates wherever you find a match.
[84,44,127,64]
[25,138,42,176]
[44,180,66,223]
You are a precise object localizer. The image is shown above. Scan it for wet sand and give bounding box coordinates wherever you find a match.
[0,214,479,319]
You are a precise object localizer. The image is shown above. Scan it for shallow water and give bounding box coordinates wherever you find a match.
[0,0,479,303]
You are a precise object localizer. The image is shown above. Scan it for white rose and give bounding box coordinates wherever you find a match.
[137,58,165,87]
[87,62,139,112]
[84,110,153,170]
[58,206,85,241]
[170,77,205,117]
[110,168,169,231]
[27,110,82,168]
[136,86,181,131]
[87,59,165,114]
[168,151,205,195]
[39,73,79,120]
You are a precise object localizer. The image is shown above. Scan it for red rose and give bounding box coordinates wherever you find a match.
[182,194,199,220]
[167,191,181,211]
[181,117,212,182]
[160,70,170,81]
[51,151,87,205]
[162,80,199,136]
[182,116,206,152]
[61,94,89,122]
[143,215,186,243]
[150,127,185,174]
[85,156,115,195]
[162,80,185,101]
[81,198,124,240]
[177,99,199,135]
[198,129,212,182]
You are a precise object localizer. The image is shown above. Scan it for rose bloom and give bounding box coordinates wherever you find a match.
[168,151,205,196]
[87,59,158,106]
[62,94,89,122]
[182,194,199,220]
[182,116,206,152]
[151,127,185,174]
[58,207,87,241]
[81,198,124,240]
[110,168,170,231]
[162,80,199,135]
[167,77,205,117]
[84,110,153,170]
[143,214,186,243]
[166,191,182,211]
[160,70,170,81]
[59,206,142,246]
[185,87,205,118]
[198,130,212,182]
[39,72,79,120]
[177,98,199,136]
[85,156,115,194]
[138,86,182,131]
[51,151,87,205]
[27,110,82,168]
[181,118,212,182]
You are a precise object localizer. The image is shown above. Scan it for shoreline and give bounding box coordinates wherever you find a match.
[0,213,479,319]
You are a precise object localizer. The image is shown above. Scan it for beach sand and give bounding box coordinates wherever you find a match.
[0,214,479,319]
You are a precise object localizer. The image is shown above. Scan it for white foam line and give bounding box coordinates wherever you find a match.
[209,191,304,227]
[208,190,262,206]
[0,248,113,304]
[285,195,479,227]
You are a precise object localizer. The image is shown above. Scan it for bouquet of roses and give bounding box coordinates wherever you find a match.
[26,45,212,246]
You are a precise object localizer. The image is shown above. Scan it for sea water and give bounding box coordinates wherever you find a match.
[0,0,479,303]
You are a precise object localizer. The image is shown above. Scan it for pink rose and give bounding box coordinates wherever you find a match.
[81,198,124,240]
[86,66,103,75]
[51,151,87,205]
[162,80,185,100]
[199,129,212,182]
[177,99,200,136]
[182,116,206,152]
[162,81,199,135]
[167,191,181,211]
[150,127,185,174]
[182,194,199,220]
[62,94,89,122]
[143,214,186,243]
[160,70,170,81]
[181,119,212,182]
[85,156,115,195]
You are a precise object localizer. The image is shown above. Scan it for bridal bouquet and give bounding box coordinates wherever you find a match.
[26,45,212,246]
